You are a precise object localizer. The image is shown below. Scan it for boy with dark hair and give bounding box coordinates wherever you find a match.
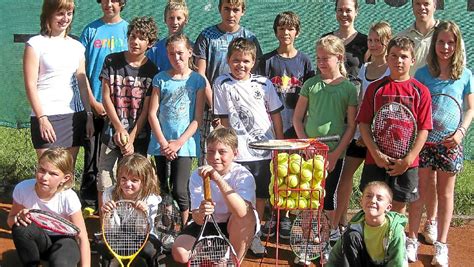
[194,0,263,165]
[327,181,408,267]
[79,0,128,208]
[213,37,284,255]
[356,36,432,214]
[97,16,159,211]
[256,10,314,240]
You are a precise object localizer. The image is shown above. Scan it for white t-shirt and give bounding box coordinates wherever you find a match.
[102,187,162,237]
[13,179,82,222]
[213,73,283,161]
[354,63,390,139]
[27,35,85,116]
[189,162,256,223]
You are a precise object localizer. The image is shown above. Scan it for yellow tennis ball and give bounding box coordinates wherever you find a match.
[289,161,301,174]
[298,198,308,209]
[289,190,298,199]
[301,168,312,182]
[120,133,129,145]
[300,182,311,199]
[277,164,288,178]
[289,153,302,162]
[286,198,296,209]
[311,180,321,189]
[310,199,320,209]
[287,174,299,188]
[277,176,284,186]
[313,169,324,183]
[311,187,325,199]
[313,157,324,172]
[277,152,289,164]
[278,184,290,197]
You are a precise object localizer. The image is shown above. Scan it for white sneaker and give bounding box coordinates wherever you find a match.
[294,253,311,265]
[432,241,449,266]
[320,242,331,265]
[249,235,267,256]
[422,220,437,245]
[406,237,419,262]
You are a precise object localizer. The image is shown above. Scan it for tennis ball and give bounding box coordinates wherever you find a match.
[278,184,291,197]
[289,161,301,174]
[270,195,284,207]
[277,152,289,164]
[298,198,308,209]
[277,176,284,186]
[120,133,129,145]
[289,153,302,162]
[310,180,321,189]
[309,199,320,209]
[287,174,299,188]
[313,156,324,171]
[286,198,296,209]
[277,164,288,177]
[313,169,324,183]
[289,190,298,199]
[301,168,312,182]
[300,182,311,198]
[311,187,325,199]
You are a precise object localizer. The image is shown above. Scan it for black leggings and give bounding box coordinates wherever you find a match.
[12,223,80,267]
[97,235,162,266]
[154,156,192,212]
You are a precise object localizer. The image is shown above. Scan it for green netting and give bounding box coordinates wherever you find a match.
[1,0,473,158]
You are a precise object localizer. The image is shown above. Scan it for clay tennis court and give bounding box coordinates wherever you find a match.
[1,201,472,266]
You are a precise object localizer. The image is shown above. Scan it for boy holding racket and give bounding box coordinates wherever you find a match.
[172,127,258,263]
[327,181,408,267]
[356,36,432,214]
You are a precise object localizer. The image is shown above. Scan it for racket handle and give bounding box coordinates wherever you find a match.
[204,176,212,201]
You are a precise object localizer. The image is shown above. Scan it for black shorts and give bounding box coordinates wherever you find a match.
[359,164,419,203]
[324,158,344,211]
[345,139,367,159]
[239,159,272,198]
[30,111,86,149]
[180,220,229,239]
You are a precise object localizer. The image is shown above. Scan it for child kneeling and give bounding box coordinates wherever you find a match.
[172,127,258,264]
[327,181,408,267]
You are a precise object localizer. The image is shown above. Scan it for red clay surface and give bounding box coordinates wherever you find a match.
[1,201,473,266]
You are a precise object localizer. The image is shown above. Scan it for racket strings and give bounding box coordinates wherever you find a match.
[373,105,417,158]
[189,236,235,266]
[103,204,149,256]
[428,96,462,143]
[290,211,330,260]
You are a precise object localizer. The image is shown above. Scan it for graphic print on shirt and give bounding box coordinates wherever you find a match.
[164,85,192,123]
[110,74,152,130]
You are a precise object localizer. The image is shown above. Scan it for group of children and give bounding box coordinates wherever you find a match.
[8,0,474,266]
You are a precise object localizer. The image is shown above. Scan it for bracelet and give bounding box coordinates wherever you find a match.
[457,127,466,137]
[37,115,47,120]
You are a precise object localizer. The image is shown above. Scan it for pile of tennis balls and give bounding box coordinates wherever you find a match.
[269,152,326,209]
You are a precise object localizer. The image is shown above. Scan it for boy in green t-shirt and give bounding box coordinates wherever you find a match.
[327,181,408,267]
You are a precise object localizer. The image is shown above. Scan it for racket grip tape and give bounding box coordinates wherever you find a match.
[204,176,212,201]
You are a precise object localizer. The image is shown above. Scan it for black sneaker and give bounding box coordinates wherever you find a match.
[279,216,292,239]
[261,216,277,238]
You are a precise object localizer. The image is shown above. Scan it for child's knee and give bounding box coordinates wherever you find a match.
[171,235,194,263]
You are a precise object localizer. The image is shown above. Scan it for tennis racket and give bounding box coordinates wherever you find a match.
[102,200,150,267]
[28,209,80,236]
[248,135,340,150]
[425,93,463,145]
[372,102,417,159]
[188,176,240,266]
[155,194,183,251]
[290,210,331,264]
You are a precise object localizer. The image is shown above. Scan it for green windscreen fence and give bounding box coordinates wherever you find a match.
[1,0,474,158]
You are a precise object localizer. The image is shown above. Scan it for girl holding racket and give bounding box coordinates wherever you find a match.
[406,21,474,266]
[148,33,206,226]
[99,153,162,266]
[7,148,90,266]
[172,127,257,264]
[334,21,392,236]
[293,35,358,263]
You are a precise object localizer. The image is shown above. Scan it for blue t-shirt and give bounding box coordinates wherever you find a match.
[146,38,170,72]
[257,50,314,134]
[415,65,474,103]
[193,25,262,85]
[80,19,128,102]
[148,71,206,157]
